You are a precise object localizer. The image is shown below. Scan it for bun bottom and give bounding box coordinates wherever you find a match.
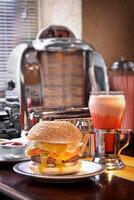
[28,160,82,175]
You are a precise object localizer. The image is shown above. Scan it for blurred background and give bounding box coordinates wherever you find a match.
[0,0,134,95]
[0,0,134,153]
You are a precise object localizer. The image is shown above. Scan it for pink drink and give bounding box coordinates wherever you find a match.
[89,92,126,153]
[89,92,126,129]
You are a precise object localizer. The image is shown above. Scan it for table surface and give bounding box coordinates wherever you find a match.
[0,155,134,200]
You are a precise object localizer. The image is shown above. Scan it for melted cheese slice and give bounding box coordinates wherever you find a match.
[38,143,68,154]
[27,142,81,174]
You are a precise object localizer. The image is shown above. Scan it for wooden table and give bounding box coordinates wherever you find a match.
[0,155,134,200]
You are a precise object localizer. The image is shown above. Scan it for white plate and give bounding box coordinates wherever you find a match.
[0,155,29,163]
[13,160,105,183]
[0,138,9,144]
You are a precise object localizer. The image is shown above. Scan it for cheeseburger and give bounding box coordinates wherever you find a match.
[26,120,82,175]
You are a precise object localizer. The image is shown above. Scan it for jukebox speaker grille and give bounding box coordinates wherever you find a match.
[40,50,85,108]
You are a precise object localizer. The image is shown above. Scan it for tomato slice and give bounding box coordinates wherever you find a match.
[26,147,48,157]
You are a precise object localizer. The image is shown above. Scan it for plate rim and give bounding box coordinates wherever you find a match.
[0,156,29,163]
[13,160,105,180]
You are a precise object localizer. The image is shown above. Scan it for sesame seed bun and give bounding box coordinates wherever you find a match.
[27,121,82,144]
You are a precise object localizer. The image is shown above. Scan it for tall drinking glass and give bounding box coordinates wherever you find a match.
[89,91,130,169]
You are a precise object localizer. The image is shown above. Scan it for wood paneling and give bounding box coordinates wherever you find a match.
[82,0,134,67]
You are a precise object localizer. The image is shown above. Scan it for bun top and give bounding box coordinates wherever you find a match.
[28,121,82,144]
